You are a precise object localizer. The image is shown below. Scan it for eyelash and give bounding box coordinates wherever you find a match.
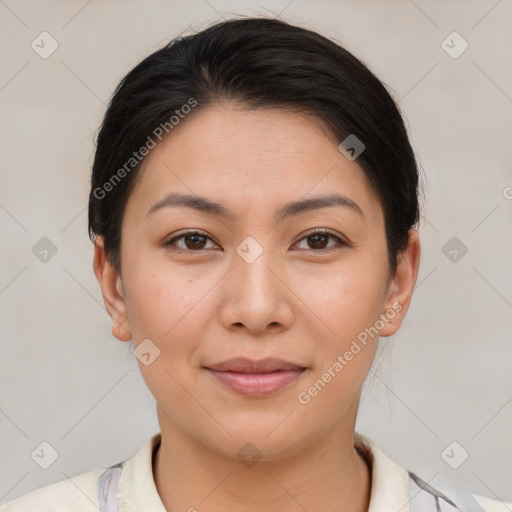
[164,228,347,253]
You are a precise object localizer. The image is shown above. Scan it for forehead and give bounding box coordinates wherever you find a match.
[124,103,382,224]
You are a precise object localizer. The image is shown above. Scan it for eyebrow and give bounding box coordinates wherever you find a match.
[146,192,364,221]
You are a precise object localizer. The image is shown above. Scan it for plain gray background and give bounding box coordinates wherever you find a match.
[1,0,511,506]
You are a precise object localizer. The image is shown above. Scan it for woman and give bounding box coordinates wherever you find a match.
[1,16,507,512]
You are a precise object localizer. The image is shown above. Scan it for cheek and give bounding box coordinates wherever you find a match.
[291,256,388,405]
[121,257,209,401]
[294,256,388,340]
[292,266,385,414]
[122,251,200,338]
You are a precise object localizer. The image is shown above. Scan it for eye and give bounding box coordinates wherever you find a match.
[165,231,218,252]
[293,229,346,251]
[164,229,347,253]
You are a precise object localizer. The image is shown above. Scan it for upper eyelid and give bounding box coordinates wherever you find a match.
[167,230,218,246]
[295,230,346,248]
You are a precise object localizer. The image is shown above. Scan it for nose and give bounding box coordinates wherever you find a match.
[218,247,295,337]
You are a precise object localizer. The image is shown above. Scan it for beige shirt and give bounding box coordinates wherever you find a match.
[1,432,509,511]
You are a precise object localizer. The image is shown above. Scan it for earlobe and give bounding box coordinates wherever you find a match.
[379,229,421,338]
[93,237,132,342]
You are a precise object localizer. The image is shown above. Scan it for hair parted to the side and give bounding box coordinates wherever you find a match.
[88,16,421,274]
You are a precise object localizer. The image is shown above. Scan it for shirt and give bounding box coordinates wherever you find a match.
[1,431,509,511]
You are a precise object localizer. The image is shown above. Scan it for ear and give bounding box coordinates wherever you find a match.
[93,236,132,342]
[379,229,421,337]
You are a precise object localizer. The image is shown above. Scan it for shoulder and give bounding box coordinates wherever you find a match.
[408,470,512,512]
[354,431,511,512]
[0,434,161,512]
[471,493,512,512]
[0,467,106,512]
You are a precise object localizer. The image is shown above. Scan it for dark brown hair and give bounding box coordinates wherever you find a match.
[88,16,420,273]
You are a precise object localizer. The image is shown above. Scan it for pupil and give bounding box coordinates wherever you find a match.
[309,234,327,249]
[186,235,205,249]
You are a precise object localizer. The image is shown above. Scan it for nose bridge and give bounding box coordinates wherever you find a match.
[233,238,279,303]
[220,237,293,333]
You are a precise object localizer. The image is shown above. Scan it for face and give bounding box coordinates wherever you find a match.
[94,102,420,460]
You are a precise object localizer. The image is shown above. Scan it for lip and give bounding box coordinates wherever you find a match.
[204,357,307,397]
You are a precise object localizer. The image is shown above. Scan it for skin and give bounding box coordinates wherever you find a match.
[94,102,420,512]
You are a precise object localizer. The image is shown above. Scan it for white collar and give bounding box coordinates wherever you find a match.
[354,431,411,511]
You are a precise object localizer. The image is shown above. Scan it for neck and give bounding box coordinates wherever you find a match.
[153,422,372,512]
